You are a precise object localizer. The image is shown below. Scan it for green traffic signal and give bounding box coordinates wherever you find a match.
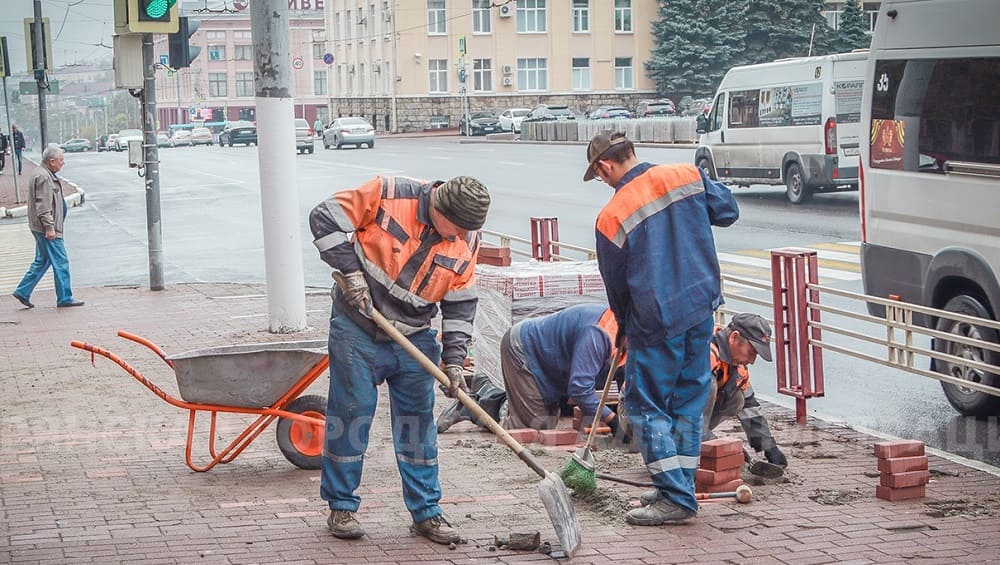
[144,0,168,18]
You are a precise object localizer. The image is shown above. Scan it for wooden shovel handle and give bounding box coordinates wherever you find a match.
[584,348,623,449]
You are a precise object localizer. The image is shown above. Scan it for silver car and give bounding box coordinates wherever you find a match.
[295,118,314,154]
[323,117,375,150]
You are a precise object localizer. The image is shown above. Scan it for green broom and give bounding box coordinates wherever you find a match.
[559,348,623,495]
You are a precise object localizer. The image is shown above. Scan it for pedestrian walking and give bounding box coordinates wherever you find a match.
[313,117,324,137]
[12,125,25,175]
[12,144,84,309]
[0,127,8,173]
[309,174,491,545]
[586,130,739,526]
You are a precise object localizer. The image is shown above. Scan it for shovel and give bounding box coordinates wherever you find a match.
[331,273,580,556]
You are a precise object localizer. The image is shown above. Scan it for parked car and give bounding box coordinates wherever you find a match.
[169,130,193,147]
[156,132,170,147]
[218,121,258,146]
[523,104,577,123]
[295,118,315,154]
[588,106,634,120]
[498,108,531,133]
[322,117,375,149]
[678,96,712,116]
[60,138,92,152]
[116,128,144,151]
[190,127,214,146]
[636,99,676,117]
[459,111,501,136]
[96,134,111,152]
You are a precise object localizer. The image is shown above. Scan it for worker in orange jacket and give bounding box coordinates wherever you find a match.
[309,175,491,545]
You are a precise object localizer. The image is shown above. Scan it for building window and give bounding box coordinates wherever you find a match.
[314,70,328,95]
[572,57,590,90]
[234,45,252,61]
[517,57,547,91]
[473,0,492,34]
[429,59,448,93]
[517,0,546,33]
[208,45,226,62]
[428,0,446,34]
[236,72,253,96]
[473,59,492,92]
[206,31,225,41]
[572,0,589,32]
[234,31,251,41]
[312,43,325,59]
[615,57,633,89]
[614,0,632,32]
[209,73,228,97]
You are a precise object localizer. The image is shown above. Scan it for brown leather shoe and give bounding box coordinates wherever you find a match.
[327,510,365,539]
[410,515,461,544]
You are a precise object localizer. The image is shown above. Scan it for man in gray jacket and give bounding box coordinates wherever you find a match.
[12,144,84,309]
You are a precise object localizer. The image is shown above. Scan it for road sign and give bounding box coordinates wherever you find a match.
[292,57,304,70]
[233,0,248,10]
[159,54,168,66]
[0,37,10,78]
[323,53,334,65]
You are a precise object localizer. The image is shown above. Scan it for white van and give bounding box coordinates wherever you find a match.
[695,52,868,203]
[859,0,1000,416]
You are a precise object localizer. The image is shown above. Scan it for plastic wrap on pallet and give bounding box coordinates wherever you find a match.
[471,261,608,387]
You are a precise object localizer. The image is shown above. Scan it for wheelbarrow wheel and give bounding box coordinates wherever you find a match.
[276,394,327,470]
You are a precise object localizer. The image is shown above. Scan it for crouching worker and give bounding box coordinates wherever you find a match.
[437,303,624,435]
[310,175,491,545]
[703,313,788,475]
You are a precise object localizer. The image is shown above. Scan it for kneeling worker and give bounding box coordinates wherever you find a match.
[703,313,788,474]
[437,303,624,434]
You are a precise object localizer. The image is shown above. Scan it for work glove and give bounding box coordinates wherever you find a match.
[442,364,469,398]
[340,271,373,316]
[765,446,788,467]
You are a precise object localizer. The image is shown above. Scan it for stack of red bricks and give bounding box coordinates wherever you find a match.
[476,243,511,267]
[499,428,578,447]
[697,437,744,493]
[874,440,929,501]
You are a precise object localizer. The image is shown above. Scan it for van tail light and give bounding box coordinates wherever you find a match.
[824,117,837,155]
[308,128,316,137]
[859,162,867,242]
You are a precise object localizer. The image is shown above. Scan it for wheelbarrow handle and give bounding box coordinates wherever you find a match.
[331,271,548,479]
[118,330,175,369]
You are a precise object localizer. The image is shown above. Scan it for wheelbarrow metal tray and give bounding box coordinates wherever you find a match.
[167,340,327,408]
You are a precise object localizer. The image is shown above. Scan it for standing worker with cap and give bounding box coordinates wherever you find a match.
[587,130,739,526]
[309,174,491,545]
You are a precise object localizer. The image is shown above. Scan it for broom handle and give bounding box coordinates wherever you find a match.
[331,271,549,480]
[584,347,623,449]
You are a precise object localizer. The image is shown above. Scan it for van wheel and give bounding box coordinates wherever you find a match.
[934,295,1000,417]
[785,163,812,204]
[697,157,716,180]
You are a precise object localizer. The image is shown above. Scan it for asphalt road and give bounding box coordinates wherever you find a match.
[48,137,998,467]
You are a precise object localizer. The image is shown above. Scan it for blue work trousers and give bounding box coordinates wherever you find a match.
[15,231,74,305]
[321,302,444,523]
[624,317,714,513]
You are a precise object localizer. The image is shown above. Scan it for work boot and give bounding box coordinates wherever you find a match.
[639,489,663,506]
[436,399,473,433]
[625,499,696,526]
[327,510,365,539]
[410,514,461,544]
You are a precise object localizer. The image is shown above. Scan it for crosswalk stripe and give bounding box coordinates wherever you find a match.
[0,222,53,295]
[719,241,861,286]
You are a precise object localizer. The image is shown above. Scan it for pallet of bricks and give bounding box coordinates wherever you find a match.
[874,440,929,501]
[697,437,744,494]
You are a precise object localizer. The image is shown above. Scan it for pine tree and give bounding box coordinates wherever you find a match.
[837,0,870,52]
[645,0,743,99]
[744,0,833,64]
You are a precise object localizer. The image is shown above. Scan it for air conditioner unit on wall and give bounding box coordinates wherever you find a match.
[502,64,512,75]
[498,4,512,18]
[502,77,512,86]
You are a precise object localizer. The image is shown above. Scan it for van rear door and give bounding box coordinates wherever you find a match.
[832,56,866,179]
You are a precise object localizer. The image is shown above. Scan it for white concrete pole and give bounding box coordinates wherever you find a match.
[251,0,307,333]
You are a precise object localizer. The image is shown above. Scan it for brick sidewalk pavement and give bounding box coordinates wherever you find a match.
[2,283,1000,564]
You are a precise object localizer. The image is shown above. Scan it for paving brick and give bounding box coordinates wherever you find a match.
[701,437,743,458]
[877,455,929,474]
[699,452,744,471]
[498,428,537,444]
[875,484,927,501]
[880,470,930,488]
[696,478,743,493]
[694,466,742,485]
[873,440,925,459]
[537,429,578,446]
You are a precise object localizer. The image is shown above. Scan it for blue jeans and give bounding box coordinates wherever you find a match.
[321,302,444,523]
[14,148,22,174]
[624,317,714,513]
[15,231,75,305]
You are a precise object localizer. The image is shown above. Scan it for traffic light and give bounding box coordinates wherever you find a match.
[124,0,179,33]
[169,17,201,69]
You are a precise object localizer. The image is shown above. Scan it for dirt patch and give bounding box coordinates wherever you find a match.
[574,486,631,523]
[595,449,642,473]
[808,488,866,506]
[924,497,1000,518]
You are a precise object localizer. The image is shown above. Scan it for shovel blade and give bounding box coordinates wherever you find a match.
[538,472,581,557]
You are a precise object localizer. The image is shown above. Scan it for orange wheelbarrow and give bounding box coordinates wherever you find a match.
[71,331,328,472]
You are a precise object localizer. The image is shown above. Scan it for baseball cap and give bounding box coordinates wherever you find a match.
[432,176,491,230]
[583,130,628,181]
[729,313,773,362]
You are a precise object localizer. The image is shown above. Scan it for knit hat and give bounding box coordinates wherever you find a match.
[583,130,629,181]
[432,176,491,230]
[729,313,773,362]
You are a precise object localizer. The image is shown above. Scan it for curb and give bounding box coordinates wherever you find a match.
[3,186,85,218]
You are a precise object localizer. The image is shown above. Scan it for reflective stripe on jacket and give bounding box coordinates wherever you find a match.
[595,163,739,347]
[710,341,750,392]
[309,175,480,365]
